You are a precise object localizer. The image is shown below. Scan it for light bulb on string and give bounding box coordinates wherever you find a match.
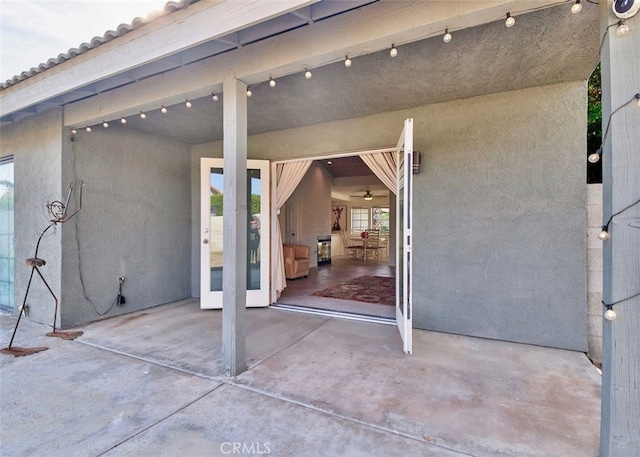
[505,13,515,27]
[71,129,77,135]
[443,29,452,43]
[598,226,610,241]
[588,148,602,163]
[86,126,92,132]
[120,117,127,124]
[604,305,617,321]
[102,121,109,128]
[636,93,640,107]
[212,93,219,102]
[269,77,276,88]
[617,21,629,36]
[305,69,312,79]
[161,105,168,114]
[140,111,147,119]
[246,87,252,97]
[185,99,192,108]
[571,0,582,14]
[344,55,352,67]
[390,44,398,57]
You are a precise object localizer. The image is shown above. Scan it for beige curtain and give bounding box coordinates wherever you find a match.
[273,160,313,294]
[360,151,397,194]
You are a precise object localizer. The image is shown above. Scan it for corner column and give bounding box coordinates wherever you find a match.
[222,77,248,377]
[599,2,640,456]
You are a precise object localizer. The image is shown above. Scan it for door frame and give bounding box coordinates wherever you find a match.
[200,157,271,309]
[271,120,413,354]
[270,147,397,305]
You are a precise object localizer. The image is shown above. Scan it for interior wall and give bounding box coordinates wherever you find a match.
[241,81,588,351]
[287,162,333,267]
[60,125,191,327]
[0,109,63,325]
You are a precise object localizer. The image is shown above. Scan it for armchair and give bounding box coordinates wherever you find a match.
[283,244,310,279]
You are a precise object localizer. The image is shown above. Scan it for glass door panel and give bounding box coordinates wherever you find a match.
[396,119,413,354]
[0,157,14,313]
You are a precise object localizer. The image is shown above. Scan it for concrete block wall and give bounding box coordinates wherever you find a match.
[586,183,603,364]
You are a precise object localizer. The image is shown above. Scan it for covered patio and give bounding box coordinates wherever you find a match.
[2,0,638,455]
[1,302,601,456]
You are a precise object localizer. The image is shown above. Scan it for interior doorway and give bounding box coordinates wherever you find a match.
[273,118,413,354]
[274,148,397,320]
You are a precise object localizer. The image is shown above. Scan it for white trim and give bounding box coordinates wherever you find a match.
[271,146,395,165]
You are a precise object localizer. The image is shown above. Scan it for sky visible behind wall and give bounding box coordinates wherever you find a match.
[0,0,167,82]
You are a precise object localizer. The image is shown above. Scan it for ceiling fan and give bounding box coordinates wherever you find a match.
[349,190,387,200]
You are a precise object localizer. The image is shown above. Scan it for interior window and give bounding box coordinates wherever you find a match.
[372,207,389,236]
[351,208,369,232]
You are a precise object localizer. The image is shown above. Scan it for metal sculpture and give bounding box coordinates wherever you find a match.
[2,181,85,357]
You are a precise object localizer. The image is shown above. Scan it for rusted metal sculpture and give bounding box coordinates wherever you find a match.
[2,181,85,357]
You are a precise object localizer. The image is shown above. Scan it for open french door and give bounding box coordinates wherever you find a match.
[396,119,413,354]
[200,158,270,309]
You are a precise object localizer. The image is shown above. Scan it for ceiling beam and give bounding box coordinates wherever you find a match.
[63,0,565,127]
[0,0,319,117]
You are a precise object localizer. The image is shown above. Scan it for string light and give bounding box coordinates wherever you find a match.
[140,111,146,119]
[344,55,352,67]
[71,129,77,135]
[120,117,127,124]
[246,87,252,97]
[505,13,515,28]
[389,44,398,57]
[185,99,192,108]
[603,304,617,321]
[102,121,109,128]
[269,77,276,87]
[603,290,640,321]
[586,93,640,164]
[443,29,452,43]
[305,69,312,79]
[588,148,602,164]
[598,197,640,242]
[212,93,219,102]
[617,21,629,36]
[571,0,582,14]
[161,105,168,114]
[598,228,610,241]
[85,126,92,132]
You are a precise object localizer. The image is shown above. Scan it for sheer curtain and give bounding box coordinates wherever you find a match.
[360,151,397,194]
[273,160,312,295]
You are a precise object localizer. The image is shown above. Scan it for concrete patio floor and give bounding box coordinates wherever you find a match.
[1,299,601,456]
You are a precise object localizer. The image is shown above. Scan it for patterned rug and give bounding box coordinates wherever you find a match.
[312,275,395,306]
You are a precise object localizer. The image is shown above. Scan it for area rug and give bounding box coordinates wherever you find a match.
[312,275,395,306]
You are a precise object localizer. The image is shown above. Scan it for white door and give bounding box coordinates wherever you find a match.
[396,119,413,354]
[200,158,270,309]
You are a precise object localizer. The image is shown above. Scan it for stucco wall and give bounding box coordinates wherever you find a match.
[0,109,63,326]
[59,125,191,327]
[247,81,588,351]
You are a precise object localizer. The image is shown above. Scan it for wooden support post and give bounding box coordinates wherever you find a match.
[599,2,640,456]
[222,77,248,377]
